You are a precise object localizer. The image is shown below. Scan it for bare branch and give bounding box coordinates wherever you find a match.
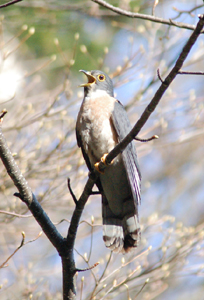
[0,0,22,9]
[152,0,159,16]
[67,178,78,205]
[133,278,149,300]
[135,135,159,142]
[0,113,75,299]
[172,4,204,20]
[76,262,100,272]
[103,14,204,167]
[157,68,164,83]
[0,210,32,218]
[91,0,203,32]
[66,172,98,246]
[178,70,204,75]
[0,109,7,119]
[90,191,101,195]
[0,231,42,268]
[0,231,25,268]
[0,114,33,203]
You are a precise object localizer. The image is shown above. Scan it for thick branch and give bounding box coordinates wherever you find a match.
[101,14,204,166]
[0,128,64,250]
[0,0,22,8]
[66,172,98,249]
[0,118,69,296]
[0,121,33,202]
[63,172,99,299]
[92,0,204,32]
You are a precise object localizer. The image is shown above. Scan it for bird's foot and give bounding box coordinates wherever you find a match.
[94,162,104,174]
[101,153,113,166]
[94,153,113,174]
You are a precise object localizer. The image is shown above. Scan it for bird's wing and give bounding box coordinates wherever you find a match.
[76,123,103,194]
[76,125,92,172]
[111,100,141,205]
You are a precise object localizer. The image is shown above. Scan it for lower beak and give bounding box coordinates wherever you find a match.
[79,70,96,87]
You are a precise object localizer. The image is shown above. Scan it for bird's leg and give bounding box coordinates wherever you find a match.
[94,153,114,174]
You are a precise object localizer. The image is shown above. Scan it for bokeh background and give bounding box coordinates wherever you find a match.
[0,0,204,299]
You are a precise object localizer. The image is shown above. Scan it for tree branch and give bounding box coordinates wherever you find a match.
[0,120,33,203]
[63,13,204,266]
[63,14,204,297]
[91,0,204,32]
[178,70,204,75]
[0,231,25,268]
[66,172,98,249]
[0,115,73,299]
[172,4,204,20]
[0,12,203,300]
[0,123,64,250]
[67,178,78,205]
[99,14,204,167]
[0,0,22,9]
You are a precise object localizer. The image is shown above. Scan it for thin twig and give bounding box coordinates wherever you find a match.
[88,250,112,299]
[0,0,22,9]
[90,191,101,195]
[67,178,78,204]
[152,0,159,16]
[135,135,159,142]
[0,109,7,119]
[66,171,98,246]
[76,262,99,272]
[0,231,25,268]
[134,278,149,299]
[91,0,203,32]
[0,210,32,218]
[80,277,84,300]
[87,217,94,262]
[157,68,164,83]
[172,4,204,20]
[0,231,41,269]
[178,70,204,75]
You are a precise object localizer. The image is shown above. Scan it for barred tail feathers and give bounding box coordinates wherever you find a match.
[102,195,140,253]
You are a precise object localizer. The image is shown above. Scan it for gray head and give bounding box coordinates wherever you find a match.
[79,69,114,97]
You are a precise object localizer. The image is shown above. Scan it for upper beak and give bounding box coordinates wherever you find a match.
[79,70,96,87]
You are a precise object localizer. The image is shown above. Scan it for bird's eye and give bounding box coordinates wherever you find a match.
[98,74,105,82]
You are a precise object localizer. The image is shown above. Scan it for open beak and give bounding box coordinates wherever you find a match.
[79,70,96,87]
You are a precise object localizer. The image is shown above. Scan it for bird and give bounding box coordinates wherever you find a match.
[76,70,141,253]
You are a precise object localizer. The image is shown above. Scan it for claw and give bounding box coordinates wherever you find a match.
[94,153,113,174]
[101,153,113,166]
[94,162,104,174]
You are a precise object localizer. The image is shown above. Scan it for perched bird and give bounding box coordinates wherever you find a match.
[76,70,141,253]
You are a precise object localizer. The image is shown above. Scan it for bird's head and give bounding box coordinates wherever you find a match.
[79,70,114,97]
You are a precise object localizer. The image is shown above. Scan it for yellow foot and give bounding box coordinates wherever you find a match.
[94,162,104,174]
[101,153,113,166]
[94,153,114,174]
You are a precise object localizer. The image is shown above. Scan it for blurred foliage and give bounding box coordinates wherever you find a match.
[0,0,204,299]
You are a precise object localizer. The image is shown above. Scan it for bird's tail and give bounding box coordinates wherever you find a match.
[102,195,141,253]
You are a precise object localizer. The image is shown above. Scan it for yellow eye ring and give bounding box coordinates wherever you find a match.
[97,74,106,82]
